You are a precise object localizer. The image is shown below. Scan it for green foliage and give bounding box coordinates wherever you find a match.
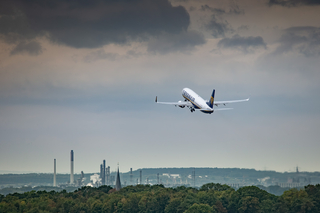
[197,191,216,206]
[214,200,227,213]
[165,197,183,213]
[305,184,320,211]
[1,183,320,213]
[184,203,215,213]
[200,183,232,192]
[237,186,276,201]
[238,196,260,213]
[260,199,275,213]
[274,188,317,213]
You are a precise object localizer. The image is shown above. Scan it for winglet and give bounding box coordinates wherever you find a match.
[155,96,157,103]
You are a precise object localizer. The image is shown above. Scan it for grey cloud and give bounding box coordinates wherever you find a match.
[189,6,196,12]
[269,0,320,6]
[200,3,244,15]
[237,25,249,32]
[218,35,266,53]
[200,5,226,14]
[147,31,206,54]
[274,27,320,57]
[126,50,144,58]
[83,49,118,63]
[0,0,190,49]
[0,11,38,44]
[201,2,243,38]
[10,41,43,56]
[229,3,245,15]
[206,15,232,38]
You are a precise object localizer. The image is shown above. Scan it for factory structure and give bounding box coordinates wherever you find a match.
[51,150,194,190]
[52,150,125,191]
[70,150,74,184]
[52,150,188,189]
[51,150,316,191]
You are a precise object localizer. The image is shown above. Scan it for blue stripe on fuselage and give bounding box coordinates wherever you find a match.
[182,95,201,109]
[184,94,213,114]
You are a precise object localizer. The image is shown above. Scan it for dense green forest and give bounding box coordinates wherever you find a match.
[1,183,319,213]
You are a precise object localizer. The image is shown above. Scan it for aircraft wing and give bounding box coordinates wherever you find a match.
[155,96,193,107]
[213,98,249,106]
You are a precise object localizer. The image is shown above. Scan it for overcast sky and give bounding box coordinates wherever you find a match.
[0,0,320,174]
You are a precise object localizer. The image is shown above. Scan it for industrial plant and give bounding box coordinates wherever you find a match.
[1,149,320,196]
[48,150,319,191]
[50,150,124,191]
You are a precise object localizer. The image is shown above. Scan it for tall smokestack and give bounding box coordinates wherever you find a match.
[53,159,56,187]
[107,166,110,185]
[140,170,142,185]
[70,150,74,184]
[103,160,106,185]
[100,164,103,178]
[130,168,133,185]
[157,173,159,184]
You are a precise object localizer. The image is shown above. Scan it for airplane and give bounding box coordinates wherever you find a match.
[155,88,249,114]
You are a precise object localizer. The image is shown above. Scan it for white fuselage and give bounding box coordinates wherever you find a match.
[182,88,213,113]
[156,87,248,114]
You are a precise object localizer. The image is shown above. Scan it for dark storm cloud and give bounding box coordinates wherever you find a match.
[0,0,191,49]
[0,10,38,44]
[274,27,320,57]
[10,41,43,56]
[206,15,232,38]
[269,0,320,6]
[147,30,206,54]
[217,35,266,53]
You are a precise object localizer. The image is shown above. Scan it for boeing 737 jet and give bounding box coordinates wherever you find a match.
[155,88,249,114]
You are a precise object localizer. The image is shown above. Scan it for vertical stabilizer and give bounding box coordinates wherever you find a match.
[207,89,215,108]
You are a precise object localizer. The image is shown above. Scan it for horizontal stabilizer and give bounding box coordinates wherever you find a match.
[214,98,249,105]
[214,108,233,111]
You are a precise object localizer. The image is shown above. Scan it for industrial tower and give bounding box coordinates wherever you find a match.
[70,150,74,184]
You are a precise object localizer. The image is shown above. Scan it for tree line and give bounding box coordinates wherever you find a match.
[0,183,319,213]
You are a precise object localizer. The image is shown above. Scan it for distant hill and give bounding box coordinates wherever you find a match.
[0,170,38,174]
[1,167,319,189]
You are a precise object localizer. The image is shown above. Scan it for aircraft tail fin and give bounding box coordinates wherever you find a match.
[207,89,215,108]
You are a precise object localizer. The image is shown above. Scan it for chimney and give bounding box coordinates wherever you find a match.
[70,150,74,184]
[140,170,142,185]
[103,160,106,185]
[53,159,56,187]
[100,164,103,179]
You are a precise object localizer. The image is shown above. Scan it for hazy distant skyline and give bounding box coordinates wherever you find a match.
[0,0,320,174]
